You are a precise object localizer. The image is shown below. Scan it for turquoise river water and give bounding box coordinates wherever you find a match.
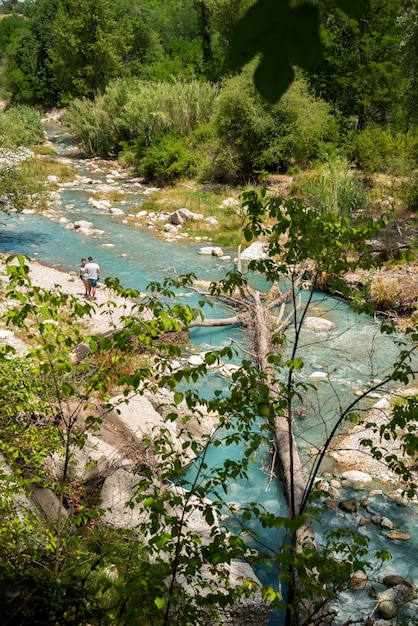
[0,123,417,624]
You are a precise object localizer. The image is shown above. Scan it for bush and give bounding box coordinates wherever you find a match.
[209,67,337,183]
[350,126,418,174]
[65,78,219,159]
[399,171,418,212]
[0,105,44,147]
[292,158,368,215]
[140,134,196,183]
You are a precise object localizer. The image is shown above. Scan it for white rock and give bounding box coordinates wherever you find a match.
[199,246,215,255]
[240,241,267,261]
[74,220,94,230]
[219,197,240,209]
[219,363,241,377]
[373,397,391,410]
[88,198,112,211]
[188,354,205,366]
[341,470,373,483]
[309,371,329,380]
[305,317,336,331]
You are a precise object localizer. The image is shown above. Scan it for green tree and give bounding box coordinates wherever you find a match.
[0,14,26,60]
[399,0,418,126]
[311,0,407,130]
[4,0,60,104]
[206,68,335,182]
[49,0,131,104]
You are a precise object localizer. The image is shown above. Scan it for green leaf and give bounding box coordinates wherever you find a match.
[174,392,183,405]
[154,596,165,610]
[62,382,74,396]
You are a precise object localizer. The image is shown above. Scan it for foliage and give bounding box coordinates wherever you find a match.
[0,13,26,60]
[4,0,60,105]
[399,170,418,213]
[0,105,44,147]
[139,133,197,183]
[228,0,368,103]
[310,0,407,131]
[65,79,219,159]
[0,255,204,624]
[49,0,131,105]
[207,69,336,182]
[292,157,368,215]
[0,180,417,625]
[349,125,418,174]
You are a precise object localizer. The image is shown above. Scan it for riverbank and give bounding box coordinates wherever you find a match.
[1,255,416,491]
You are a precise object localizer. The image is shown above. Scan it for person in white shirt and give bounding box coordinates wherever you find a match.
[84,256,100,299]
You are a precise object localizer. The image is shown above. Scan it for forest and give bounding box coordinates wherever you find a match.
[0,1,418,625]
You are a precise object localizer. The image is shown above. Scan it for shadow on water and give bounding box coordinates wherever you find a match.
[0,229,51,252]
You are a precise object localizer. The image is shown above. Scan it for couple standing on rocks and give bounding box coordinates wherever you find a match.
[79,256,100,300]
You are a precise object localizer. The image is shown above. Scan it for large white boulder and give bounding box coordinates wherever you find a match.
[240,241,267,261]
[305,317,336,331]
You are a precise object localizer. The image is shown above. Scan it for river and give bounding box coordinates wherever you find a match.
[0,122,417,624]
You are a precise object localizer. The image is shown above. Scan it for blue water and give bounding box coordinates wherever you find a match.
[1,124,417,623]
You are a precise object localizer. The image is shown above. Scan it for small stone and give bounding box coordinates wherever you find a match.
[328,486,340,499]
[323,499,338,509]
[386,531,411,541]
[338,500,357,513]
[380,517,394,530]
[350,571,368,590]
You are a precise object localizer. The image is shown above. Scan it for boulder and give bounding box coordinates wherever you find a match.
[304,317,336,331]
[383,575,416,590]
[350,571,368,590]
[198,246,224,257]
[73,220,94,231]
[88,198,112,211]
[377,584,416,619]
[170,208,203,225]
[108,393,171,443]
[240,241,267,261]
[341,470,373,483]
[219,197,240,209]
[31,487,69,523]
[309,371,329,381]
[386,530,411,541]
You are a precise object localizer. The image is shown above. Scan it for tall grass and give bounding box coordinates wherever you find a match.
[65,79,219,157]
[293,158,368,215]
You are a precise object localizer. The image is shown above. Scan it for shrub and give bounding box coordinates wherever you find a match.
[65,79,219,159]
[0,105,44,147]
[350,126,418,174]
[209,67,337,183]
[140,134,197,183]
[292,158,368,215]
[399,170,418,212]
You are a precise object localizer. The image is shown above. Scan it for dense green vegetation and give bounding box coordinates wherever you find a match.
[0,0,418,625]
[0,0,417,187]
